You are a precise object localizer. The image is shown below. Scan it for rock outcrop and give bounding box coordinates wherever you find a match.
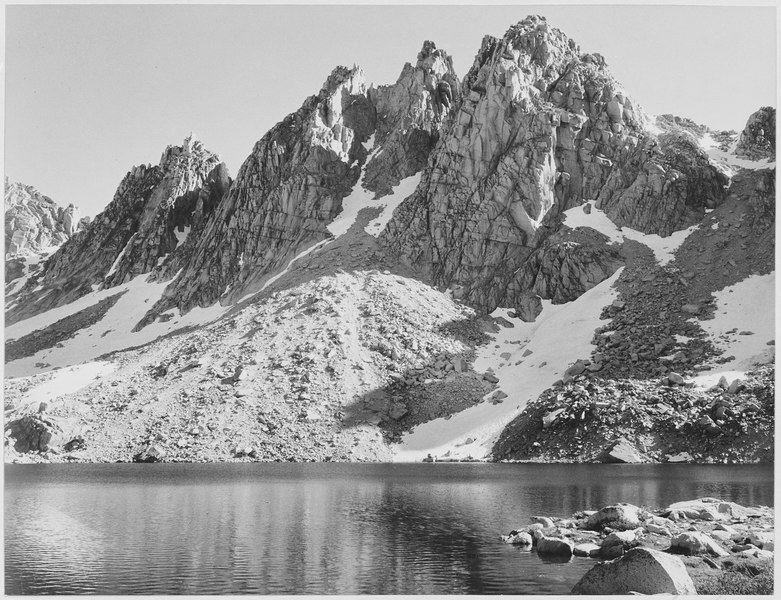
[4,178,81,259]
[363,41,460,196]
[4,179,84,285]
[6,136,229,324]
[381,15,726,314]
[5,413,83,454]
[736,106,775,160]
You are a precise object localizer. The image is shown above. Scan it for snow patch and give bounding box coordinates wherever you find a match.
[105,234,136,279]
[237,239,331,304]
[697,272,775,373]
[5,273,229,378]
[327,137,379,239]
[364,172,422,237]
[174,226,190,246]
[11,361,116,413]
[699,133,776,177]
[393,268,623,462]
[563,202,697,266]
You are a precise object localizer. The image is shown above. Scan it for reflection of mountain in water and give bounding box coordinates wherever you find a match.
[4,463,774,595]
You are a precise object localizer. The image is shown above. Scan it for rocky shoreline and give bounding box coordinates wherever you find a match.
[501,497,774,594]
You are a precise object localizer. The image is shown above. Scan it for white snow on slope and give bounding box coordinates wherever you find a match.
[364,172,422,236]
[563,202,697,266]
[5,274,228,378]
[700,133,776,177]
[104,234,136,279]
[393,268,623,462]
[237,239,331,305]
[10,361,116,414]
[327,135,423,239]
[5,249,55,299]
[327,135,377,238]
[693,272,775,386]
[174,226,191,246]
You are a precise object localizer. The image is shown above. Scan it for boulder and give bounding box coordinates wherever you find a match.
[531,516,555,528]
[536,536,574,557]
[542,408,565,429]
[587,503,643,531]
[5,414,83,453]
[502,531,533,546]
[681,304,701,315]
[133,444,166,463]
[602,438,645,463]
[573,543,602,557]
[748,531,775,550]
[601,530,641,558]
[666,372,685,385]
[666,451,693,463]
[571,548,696,595]
[670,531,730,557]
[666,498,733,521]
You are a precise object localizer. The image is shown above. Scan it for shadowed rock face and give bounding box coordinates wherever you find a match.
[364,41,460,196]
[4,179,82,259]
[736,106,776,160]
[6,136,229,324]
[380,15,726,313]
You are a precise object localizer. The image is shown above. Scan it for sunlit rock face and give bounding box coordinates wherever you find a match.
[381,15,726,314]
[6,136,229,324]
[141,43,461,324]
[4,179,81,259]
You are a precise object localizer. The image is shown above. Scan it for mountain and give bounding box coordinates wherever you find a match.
[3,16,774,464]
[6,135,230,324]
[4,179,86,294]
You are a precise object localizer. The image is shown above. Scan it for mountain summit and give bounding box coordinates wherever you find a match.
[4,15,774,465]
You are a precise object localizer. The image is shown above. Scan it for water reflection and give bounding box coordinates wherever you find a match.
[5,463,773,595]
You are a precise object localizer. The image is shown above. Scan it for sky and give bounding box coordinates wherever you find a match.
[4,3,777,217]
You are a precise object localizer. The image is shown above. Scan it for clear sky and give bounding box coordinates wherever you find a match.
[5,3,777,217]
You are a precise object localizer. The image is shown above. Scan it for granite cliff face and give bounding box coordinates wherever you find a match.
[6,136,229,323]
[380,15,728,318]
[4,179,86,283]
[140,43,459,325]
[4,179,83,259]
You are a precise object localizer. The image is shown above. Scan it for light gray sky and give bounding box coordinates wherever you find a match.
[5,4,777,217]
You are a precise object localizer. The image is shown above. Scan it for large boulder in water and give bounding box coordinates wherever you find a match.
[571,547,696,595]
[586,503,643,531]
[536,536,574,557]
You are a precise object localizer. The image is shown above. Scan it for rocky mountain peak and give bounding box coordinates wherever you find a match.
[5,136,230,323]
[381,15,726,319]
[4,179,82,260]
[415,40,453,75]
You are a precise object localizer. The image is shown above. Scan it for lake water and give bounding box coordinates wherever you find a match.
[4,463,773,595]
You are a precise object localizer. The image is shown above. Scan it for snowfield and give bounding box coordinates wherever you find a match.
[393,268,623,461]
[693,272,775,387]
[563,203,697,266]
[699,133,776,177]
[5,274,228,378]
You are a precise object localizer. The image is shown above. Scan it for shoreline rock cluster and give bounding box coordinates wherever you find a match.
[501,497,774,594]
